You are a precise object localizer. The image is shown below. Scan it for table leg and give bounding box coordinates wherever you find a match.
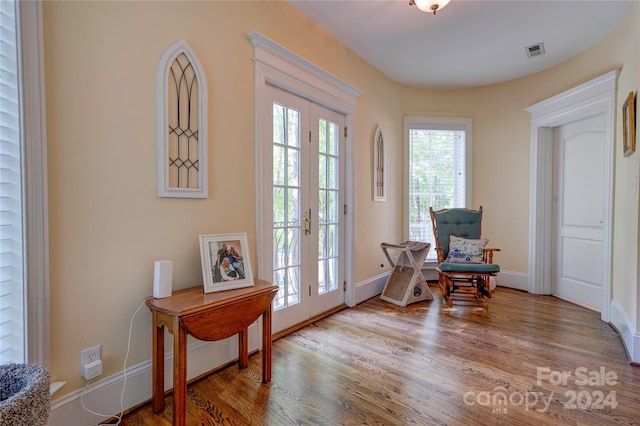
[238,329,248,369]
[262,306,272,383]
[152,316,164,413]
[172,318,187,426]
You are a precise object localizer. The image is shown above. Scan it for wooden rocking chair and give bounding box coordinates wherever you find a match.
[429,206,500,308]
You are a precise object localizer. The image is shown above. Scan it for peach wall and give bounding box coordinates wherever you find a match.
[43,0,401,397]
[611,1,640,330]
[396,2,639,289]
[43,0,639,401]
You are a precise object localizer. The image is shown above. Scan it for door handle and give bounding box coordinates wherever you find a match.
[304,209,312,235]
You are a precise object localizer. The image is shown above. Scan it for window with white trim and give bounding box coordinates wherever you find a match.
[403,117,471,261]
[0,0,49,366]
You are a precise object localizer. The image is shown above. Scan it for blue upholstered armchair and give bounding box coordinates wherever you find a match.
[429,206,500,308]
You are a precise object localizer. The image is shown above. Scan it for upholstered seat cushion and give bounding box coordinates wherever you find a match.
[438,261,500,274]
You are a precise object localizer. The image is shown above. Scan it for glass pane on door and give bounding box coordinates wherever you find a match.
[272,102,302,310]
[317,118,340,295]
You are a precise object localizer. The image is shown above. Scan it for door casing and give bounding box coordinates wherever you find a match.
[526,70,616,322]
[249,32,361,308]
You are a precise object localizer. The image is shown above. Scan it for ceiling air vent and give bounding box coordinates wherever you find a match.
[525,42,545,59]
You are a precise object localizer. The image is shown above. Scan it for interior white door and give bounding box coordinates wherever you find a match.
[552,114,606,311]
[262,84,345,333]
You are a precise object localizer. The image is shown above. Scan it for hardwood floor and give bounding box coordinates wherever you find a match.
[120,285,640,425]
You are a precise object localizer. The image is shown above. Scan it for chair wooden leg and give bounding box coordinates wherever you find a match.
[440,274,492,309]
[437,274,447,297]
[440,275,453,307]
[481,276,492,308]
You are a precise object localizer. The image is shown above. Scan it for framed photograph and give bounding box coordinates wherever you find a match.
[199,233,254,293]
[623,91,636,157]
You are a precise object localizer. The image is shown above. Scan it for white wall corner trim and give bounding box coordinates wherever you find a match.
[524,69,617,324]
[609,300,640,364]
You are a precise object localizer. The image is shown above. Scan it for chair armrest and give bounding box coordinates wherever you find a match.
[434,247,445,263]
[483,248,501,264]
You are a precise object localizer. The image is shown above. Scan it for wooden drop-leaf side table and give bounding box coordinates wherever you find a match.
[145,279,278,426]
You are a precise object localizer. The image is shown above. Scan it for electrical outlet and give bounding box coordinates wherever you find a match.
[80,345,101,378]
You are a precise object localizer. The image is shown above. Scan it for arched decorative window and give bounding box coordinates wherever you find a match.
[373,125,386,201]
[156,40,208,198]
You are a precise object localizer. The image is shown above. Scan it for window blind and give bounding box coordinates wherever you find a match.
[0,0,26,365]
[408,126,466,259]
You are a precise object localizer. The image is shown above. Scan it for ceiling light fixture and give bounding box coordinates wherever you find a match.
[409,0,451,15]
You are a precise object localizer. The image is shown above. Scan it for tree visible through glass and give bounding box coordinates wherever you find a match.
[272,103,301,310]
[409,129,466,245]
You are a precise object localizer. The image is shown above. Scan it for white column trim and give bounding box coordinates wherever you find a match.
[19,0,50,367]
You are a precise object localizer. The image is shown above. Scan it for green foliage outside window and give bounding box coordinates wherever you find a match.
[409,129,465,242]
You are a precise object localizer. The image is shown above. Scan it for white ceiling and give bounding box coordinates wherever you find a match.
[285,0,633,89]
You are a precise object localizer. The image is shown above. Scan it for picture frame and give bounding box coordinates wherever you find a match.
[199,233,254,293]
[623,91,636,157]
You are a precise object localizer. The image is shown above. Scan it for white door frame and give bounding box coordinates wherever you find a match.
[525,70,617,322]
[248,32,362,307]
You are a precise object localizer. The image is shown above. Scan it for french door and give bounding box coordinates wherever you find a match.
[261,85,346,333]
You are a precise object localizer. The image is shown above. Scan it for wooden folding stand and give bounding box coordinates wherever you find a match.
[380,241,433,307]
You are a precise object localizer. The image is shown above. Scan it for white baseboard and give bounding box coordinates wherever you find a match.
[354,268,529,305]
[47,323,261,426]
[495,270,529,291]
[609,300,640,364]
[355,272,389,304]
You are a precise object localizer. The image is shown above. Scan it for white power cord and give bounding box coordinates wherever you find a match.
[80,296,153,425]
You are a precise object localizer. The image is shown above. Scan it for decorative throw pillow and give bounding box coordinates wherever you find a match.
[446,236,489,263]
